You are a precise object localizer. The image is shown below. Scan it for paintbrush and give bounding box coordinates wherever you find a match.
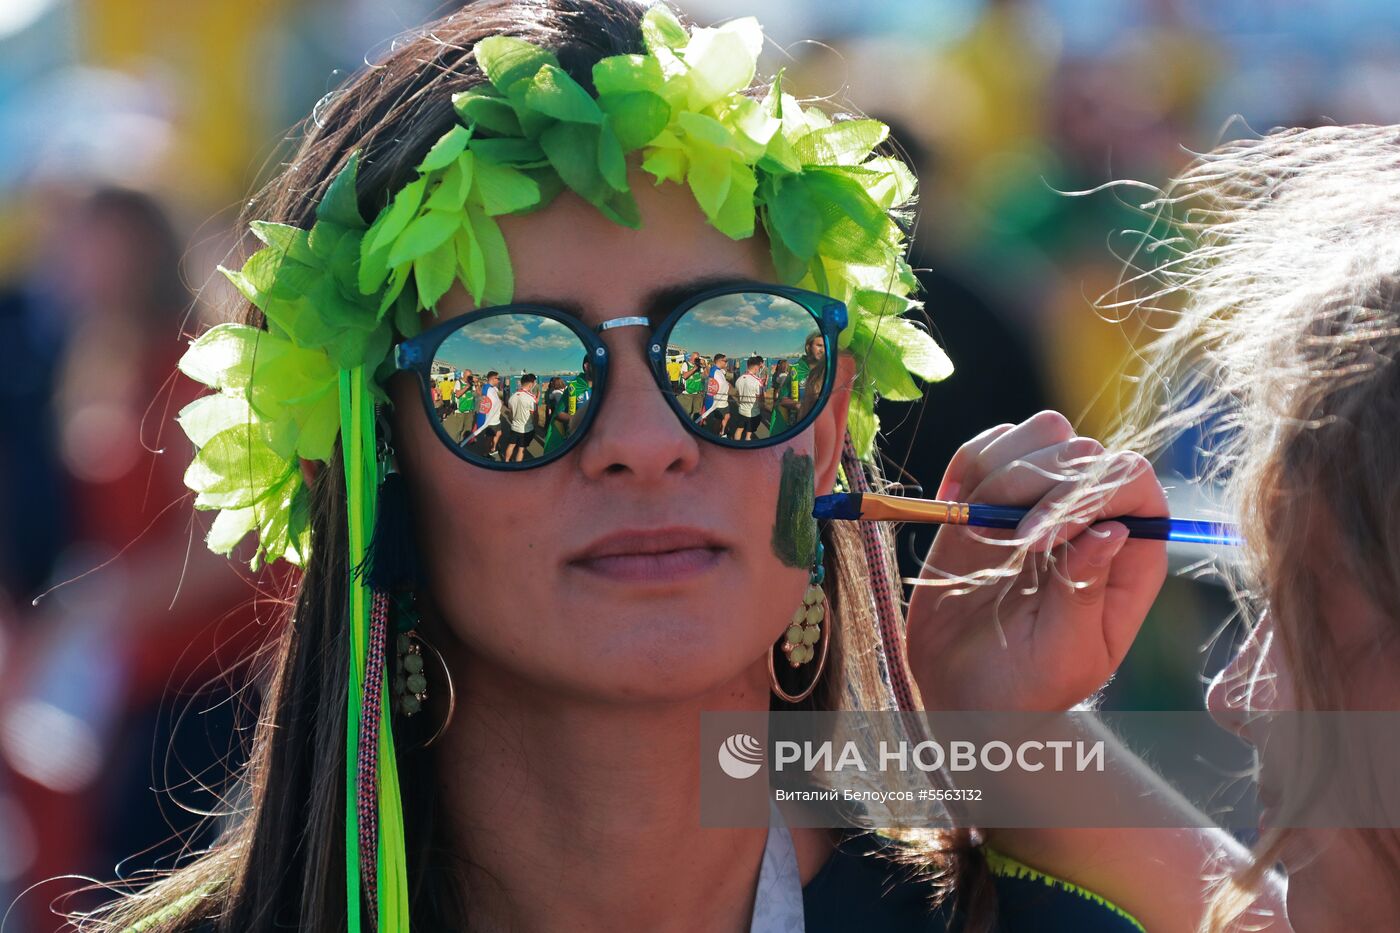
[813,492,1239,546]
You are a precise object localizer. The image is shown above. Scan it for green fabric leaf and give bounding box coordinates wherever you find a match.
[679,18,763,111]
[465,205,513,305]
[316,153,366,229]
[853,288,908,319]
[641,6,689,52]
[306,218,349,262]
[593,54,665,96]
[540,121,604,202]
[641,146,686,185]
[418,125,473,173]
[263,258,321,303]
[454,218,486,304]
[860,156,917,208]
[292,380,345,460]
[357,243,391,297]
[252,474,299,569]
[467,137,546,166]
[206,505,258,555]
[765,176,822,261]
[452,91,522,136]
[723,96,780,156]
[414,237,457,310]
[185,424,292,509]
[177,394,251,448]
[219,262,267,310]
[793,120,889,167]
[474,36,558,95]
[595,190,642,229]
[597,91,670,150]
[760,205,807,284]
[424,157,473,211]
[597,119,628,192]
[378,264,410,317]
[711,164,756,239]
[675,110,735,149]
[685,146,733,221]
[175,392,252,451]
[179,323,266,390]
[845,387,878,460]
[849,321,922,401]
[249,222,316,265]
[241,336,337,416]
[525,64,603,124]
[326,228,363,289]
[387,210,458,266]
[472,159,540,215]
[392,287,423,339]
[884,317,953,382]
[758,129,803,175]
[364,178,427,257]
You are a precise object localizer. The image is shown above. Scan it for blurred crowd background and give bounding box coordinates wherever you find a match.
[1,0,1398,928]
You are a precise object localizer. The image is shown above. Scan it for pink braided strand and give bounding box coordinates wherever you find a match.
[841,437,918,711]
[356,589,391,923]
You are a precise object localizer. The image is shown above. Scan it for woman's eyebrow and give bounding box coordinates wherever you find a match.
[515,275,759,325]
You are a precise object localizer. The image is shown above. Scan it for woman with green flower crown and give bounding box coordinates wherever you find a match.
[81,2,1286,931]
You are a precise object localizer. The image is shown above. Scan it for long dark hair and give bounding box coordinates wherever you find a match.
[76,2,992,929]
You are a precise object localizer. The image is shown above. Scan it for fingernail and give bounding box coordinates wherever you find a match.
[941,481,961,502]
[1088,524,1128,566]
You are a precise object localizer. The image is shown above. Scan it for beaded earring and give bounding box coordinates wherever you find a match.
[770,539,832,703]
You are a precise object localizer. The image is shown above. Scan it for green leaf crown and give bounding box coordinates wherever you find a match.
[178,7,953,569]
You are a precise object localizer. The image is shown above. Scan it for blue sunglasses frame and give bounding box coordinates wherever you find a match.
[393,281,848,470]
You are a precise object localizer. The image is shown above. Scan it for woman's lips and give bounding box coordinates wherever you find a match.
[566,527,730,583]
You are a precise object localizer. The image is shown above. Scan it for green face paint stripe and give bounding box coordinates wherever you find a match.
[772,448,817,569]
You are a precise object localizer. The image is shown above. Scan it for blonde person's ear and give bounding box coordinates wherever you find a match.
[811,351,855,495]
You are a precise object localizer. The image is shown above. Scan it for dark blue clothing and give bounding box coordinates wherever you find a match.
[803,831,1145,932]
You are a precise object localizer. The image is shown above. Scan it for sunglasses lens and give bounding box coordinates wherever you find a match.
[665,292,827,445]
[429,313,594,466]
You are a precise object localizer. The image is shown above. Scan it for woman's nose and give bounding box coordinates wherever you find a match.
[574,327,700,482]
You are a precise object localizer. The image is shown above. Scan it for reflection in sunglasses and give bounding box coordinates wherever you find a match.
[427,293,828,463]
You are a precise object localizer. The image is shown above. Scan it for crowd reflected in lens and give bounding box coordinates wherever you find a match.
[427,293,827,465]
[664,292,827,445]
[430,313,595,465]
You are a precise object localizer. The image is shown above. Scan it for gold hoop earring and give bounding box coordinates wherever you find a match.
[769,540,831,704]
[393,627,456,749]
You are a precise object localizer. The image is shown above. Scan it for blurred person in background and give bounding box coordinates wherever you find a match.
[1111,124,1400,933]
[0,187,276,929]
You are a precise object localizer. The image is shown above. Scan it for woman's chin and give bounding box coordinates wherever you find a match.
[534,626,776,704]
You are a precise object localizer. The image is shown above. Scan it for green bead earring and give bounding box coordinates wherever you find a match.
[388,595,456,748]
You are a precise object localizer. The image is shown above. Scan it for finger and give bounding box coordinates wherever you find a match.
[1014,450,1167,553]
[965,436,1105,509]
[956,411,1077,497]
[1041,521,1132,656]
[937,422,1014,500]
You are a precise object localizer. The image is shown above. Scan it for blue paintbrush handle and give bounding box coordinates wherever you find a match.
[811,493,1239,546]
[967,504,1238,545]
